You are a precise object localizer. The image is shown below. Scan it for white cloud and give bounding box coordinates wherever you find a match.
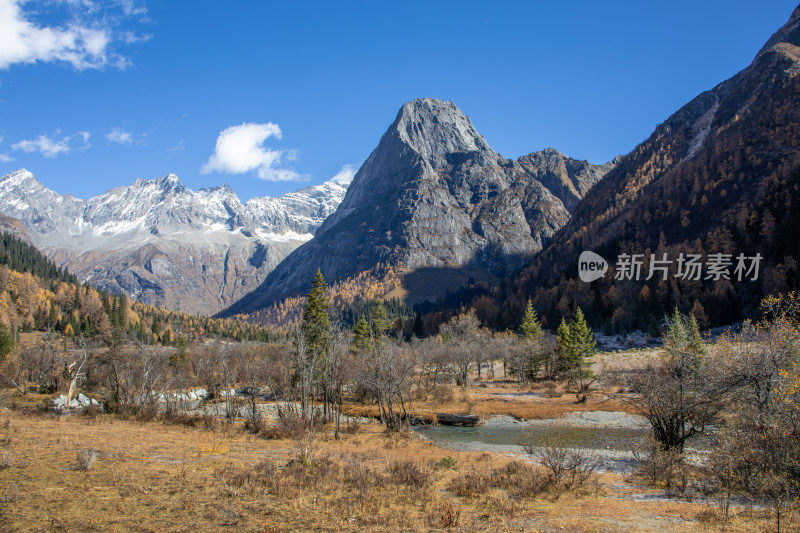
[330,164,357,185]
[11,130,90,157]
[201,122,302,182]
[0,153,13,162]
[76,130,91,150]
[105,127,132,144]
[120,30,151,44]
[0,0,147,70]
[12,134,69,157]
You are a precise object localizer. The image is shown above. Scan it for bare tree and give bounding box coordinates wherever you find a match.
[238,343,271,433]
[707,319,800,532]
[627,310,725,451]
[64,335,89,406]
[439,310,484,387]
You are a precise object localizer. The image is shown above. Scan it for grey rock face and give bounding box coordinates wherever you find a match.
[225,98,614,315]
[0,212,28,240]
[0,169,350,314]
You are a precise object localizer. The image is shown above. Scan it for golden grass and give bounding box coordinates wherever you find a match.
[0,409,790,532]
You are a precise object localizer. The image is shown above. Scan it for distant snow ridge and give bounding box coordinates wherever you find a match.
[0,169,351,314]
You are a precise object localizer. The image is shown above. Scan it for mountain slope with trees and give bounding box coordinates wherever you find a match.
[0,232,277,346]
[486,6,800,332]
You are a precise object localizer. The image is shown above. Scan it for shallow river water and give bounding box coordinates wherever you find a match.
[414,423,647,454]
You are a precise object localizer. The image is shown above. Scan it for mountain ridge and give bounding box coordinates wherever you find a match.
[487,4,800,331]
[222,98,615,317]
[0,169,351,314]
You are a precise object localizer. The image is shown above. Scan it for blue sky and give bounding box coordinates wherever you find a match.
[0,1,797,201]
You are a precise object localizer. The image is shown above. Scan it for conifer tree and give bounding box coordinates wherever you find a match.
[369,299,389,349]
[351,317,371,353]
[519,300,542,340]
[298,268,332,420]
[301,268,331,353]
[48,301,58,330]
[556,317,572,369]
[151,315,162,337]
[516,300,544,381]
[557,308,596,400]
[569,308,596,370]
[117,292,128,329]
[412,312,424,338]
[0,323,14,359]
[688,313,706,356]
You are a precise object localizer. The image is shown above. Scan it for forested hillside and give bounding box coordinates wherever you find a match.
[0,232,278,344]
[469,7,800,333]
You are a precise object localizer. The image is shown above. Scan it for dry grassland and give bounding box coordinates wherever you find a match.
[0,406,789,532]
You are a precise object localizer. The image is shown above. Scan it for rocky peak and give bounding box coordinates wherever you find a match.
[392,98,496,167]
[130,173,185,194]
[513,149,614,210]
[1,168,46,193]
[756,5,800,59]
[154,173,185,193]
[2,168,33,184]
[322,98,503,234]
[199,183,237,201]
[222,99,615,316]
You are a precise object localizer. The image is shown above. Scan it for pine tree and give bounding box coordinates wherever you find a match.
[0,323,14,359]
[101,292,111,318]
[558,308,597,400]
[117,292,128,329]
[519,300,542,340]
[569,308,596,369]
[688,313,706,356]
[48,301,58,330]
[151,315,162,337]
[351,317,371,353]
[301,268,331,353]
[516,300,544,381]
[298,268,333,421]
[556,318,572,365]
[110,295,119,328]
[412,312,424,338]
[369,299,389,349]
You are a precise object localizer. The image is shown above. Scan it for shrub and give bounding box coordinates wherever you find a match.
[161,411,216,428]
[436,455,458,470]
[432,500,460,528]
[345,418,361,434]
[430,385,454,405]
[388,460,431,489]
[633,435,687,492]
[447,468,492,498]
[539,439,598,490]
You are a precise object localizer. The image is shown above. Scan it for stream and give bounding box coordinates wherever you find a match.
[414,414,711,472]
[415,423,646,454]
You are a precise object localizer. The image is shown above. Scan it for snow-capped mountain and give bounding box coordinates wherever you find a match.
[0,169,350,314]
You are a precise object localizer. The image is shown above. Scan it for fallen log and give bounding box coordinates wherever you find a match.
[436,413,479,426]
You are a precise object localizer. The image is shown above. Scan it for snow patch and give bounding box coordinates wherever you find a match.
[254,228,313,242]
